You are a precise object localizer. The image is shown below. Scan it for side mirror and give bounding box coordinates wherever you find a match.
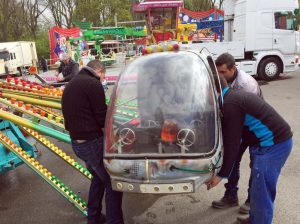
[294,9,299,15]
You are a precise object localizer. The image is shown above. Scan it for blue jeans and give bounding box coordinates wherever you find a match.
[249,138,292,224]
[224,142,252,202]
[71,137,124,224]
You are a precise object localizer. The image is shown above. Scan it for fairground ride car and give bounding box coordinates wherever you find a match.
[104,45,224,194]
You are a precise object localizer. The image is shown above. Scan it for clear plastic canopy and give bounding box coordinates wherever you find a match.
[105,51,218,156]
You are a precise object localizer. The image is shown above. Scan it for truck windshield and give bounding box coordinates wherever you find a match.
[0,51,10,61]
[275,11,295,30]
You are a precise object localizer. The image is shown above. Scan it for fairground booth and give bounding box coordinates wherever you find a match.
[133,0,183,43]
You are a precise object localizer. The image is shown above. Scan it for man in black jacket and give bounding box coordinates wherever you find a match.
[56,53,79,82]
[206,76,293,224]
[62,60,124,224]
[212,53,263,214]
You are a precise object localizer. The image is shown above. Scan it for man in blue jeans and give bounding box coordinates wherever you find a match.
[62,60,124,224]
[212,53,263,214]
[206,76,293,224]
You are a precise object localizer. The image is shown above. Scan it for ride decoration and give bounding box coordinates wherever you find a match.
[2,76,63,98]
[141,42,180,55]
[59,20,147,64]
[48,26,81,64]
[179,8,224,42]
[133,0,183,43]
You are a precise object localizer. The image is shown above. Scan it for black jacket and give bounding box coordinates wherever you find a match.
[62,67,107,140]
[218,87,292,178]
[58,59,79,82]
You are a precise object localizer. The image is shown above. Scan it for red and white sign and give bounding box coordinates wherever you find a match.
[48,26,81,64]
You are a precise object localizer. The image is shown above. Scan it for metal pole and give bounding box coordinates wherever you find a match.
[0,109,70,143]
[1,92,61,109]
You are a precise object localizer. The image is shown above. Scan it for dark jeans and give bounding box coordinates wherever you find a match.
[71,137,124,224]
[224,141,252,202]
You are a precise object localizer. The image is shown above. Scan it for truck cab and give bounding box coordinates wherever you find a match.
[186,0,300,81]
[0,50,10,75]
[0,42,38,76]
[232,0,300,80]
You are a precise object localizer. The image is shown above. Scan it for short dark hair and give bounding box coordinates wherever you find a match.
[86,60,106,73]
[215,53,235,69]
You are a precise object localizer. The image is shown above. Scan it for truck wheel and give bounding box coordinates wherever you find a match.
[258,57,282,81]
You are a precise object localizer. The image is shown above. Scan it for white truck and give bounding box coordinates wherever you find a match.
[185,0,300,80]
[0,41,38,76]
[0,59,5,75]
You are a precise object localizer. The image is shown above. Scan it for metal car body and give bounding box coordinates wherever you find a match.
[104,48,223,194]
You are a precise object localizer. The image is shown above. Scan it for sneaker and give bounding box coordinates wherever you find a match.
[212,196,239,209]
[239,201,250,214]
[236,215,250,224]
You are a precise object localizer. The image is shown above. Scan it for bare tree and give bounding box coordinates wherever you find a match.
[208,0,225,9]
[184,0,224,10]
[74,0,132,27]
[46,0,77,28]
[98,0,111,26]
[218,0,225,9]
[21,0,48,38]
[9,3,27,39]
[0,0,20,41]
[184,0,214,11]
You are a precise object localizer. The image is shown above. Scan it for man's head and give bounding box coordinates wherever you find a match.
[60,53,70,64]
[86,60,106,81]
[215,53,237,81]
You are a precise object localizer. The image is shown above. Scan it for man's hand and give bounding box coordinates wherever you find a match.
[205,175,222,190]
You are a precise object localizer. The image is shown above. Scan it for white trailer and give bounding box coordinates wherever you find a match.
[0,41,38,76]
[185,0,300,80]
[0,59,5,75]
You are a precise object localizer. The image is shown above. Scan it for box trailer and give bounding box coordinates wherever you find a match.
[0,41,38,76]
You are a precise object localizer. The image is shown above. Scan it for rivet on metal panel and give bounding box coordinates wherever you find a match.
[116,183,123,190]
[168,186,174,191]
[128,184,134,191]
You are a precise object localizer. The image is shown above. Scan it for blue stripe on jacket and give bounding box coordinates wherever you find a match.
[244,114,274,147]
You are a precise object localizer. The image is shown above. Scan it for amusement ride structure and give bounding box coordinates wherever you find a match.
[0,76,90,215]
[48,0,224,65]
[133,0,224,44]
